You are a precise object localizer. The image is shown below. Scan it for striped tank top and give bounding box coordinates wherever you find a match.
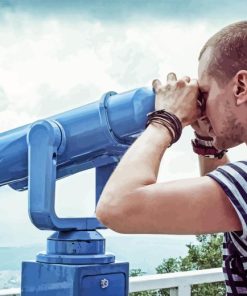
[208,161,247,295]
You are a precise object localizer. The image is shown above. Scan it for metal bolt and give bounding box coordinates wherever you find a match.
[100,278,109,289]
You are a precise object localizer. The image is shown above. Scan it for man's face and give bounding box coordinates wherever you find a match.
[198,47,244,150]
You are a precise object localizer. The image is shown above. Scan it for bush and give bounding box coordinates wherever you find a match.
[129,234,226,296]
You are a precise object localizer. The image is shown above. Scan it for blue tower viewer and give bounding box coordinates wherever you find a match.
[0,87,155,295]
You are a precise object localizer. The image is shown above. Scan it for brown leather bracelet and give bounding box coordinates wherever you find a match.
[146,110,182,146]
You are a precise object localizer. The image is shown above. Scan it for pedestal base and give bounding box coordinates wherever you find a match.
[21,261,129,296]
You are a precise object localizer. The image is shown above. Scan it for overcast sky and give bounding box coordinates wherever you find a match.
[0,0,246,246]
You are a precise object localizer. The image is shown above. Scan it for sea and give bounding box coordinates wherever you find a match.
[0,234,197,289]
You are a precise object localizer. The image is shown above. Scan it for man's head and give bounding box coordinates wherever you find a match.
[198,21,247,150]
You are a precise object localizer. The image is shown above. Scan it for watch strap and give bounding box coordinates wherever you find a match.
[191,139,228,159]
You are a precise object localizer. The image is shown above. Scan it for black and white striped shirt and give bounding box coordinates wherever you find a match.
[208,161,247,295]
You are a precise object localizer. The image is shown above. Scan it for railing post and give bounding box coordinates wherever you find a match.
[170,288,178,296]
[169,285,191,296]
[178,285,191,296]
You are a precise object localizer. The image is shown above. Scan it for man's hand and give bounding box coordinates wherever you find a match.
[152,73,201,127]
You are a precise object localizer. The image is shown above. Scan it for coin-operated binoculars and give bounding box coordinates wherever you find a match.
[0,87,155,295]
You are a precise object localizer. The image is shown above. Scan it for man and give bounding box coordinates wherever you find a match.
[96,21,247,294]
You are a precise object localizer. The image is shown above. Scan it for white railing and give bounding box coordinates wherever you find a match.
[129,267,224,296]
[0,268,224,296]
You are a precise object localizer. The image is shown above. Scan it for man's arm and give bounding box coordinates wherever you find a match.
[96,123,241,235]
[198,154,230,176]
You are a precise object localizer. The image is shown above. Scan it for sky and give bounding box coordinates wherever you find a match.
[0,0,246,246]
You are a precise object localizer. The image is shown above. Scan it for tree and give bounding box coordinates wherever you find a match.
[129,234,226,296]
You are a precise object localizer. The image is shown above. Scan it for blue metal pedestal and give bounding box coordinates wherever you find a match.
[21,231,129,295]
[22,261,129,295]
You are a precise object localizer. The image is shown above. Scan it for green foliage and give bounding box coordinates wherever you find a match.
[130,269,146,277]
[156,257,181,274]
[129,234,226,296]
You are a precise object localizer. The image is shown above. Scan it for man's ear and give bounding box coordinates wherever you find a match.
[233,70,247,106]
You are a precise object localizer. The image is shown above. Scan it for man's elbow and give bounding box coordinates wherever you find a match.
[95,202,113,229]
[96,194,129,233]
[96,191,135,233]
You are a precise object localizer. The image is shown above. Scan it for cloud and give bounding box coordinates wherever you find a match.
[0,15,217,130]
[0,87,8,111]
